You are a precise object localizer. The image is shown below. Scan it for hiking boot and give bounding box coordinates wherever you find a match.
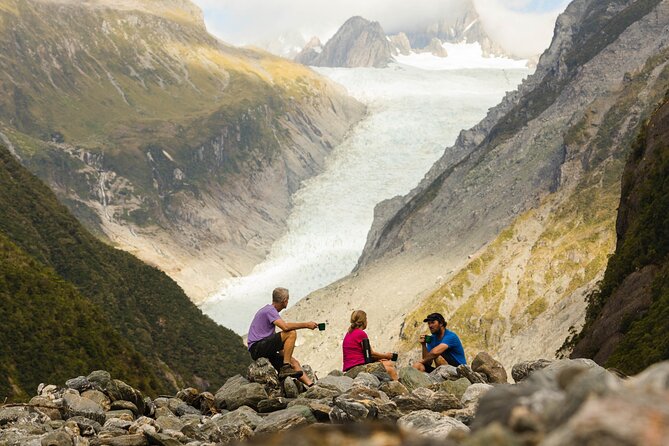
[278,364,303,379]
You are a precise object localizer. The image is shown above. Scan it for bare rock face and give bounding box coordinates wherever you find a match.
[295,16,394,68]
[389,32,412,56]
[471,352,508,383]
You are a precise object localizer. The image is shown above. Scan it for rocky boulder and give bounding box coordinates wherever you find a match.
[471,352,508,383]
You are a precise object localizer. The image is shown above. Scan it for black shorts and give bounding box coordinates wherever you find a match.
[248,332,284,370]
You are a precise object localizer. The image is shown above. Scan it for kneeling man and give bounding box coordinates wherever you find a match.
[413,312,467,372]
[247,287,316,386]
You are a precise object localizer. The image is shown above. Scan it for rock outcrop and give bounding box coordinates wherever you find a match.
[295,16,394,68]
[2,359,667,445]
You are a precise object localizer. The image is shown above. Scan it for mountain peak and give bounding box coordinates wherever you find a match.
[295,15,394,68]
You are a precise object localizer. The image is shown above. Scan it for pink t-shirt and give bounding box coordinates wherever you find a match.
[342,328,368,371]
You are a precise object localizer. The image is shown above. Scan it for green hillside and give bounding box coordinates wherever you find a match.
[0,145,250,400]
[570,93,669,373]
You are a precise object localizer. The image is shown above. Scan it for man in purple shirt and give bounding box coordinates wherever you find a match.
[247,287,317,384]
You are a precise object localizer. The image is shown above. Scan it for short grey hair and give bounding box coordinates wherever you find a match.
[272,287,289,303]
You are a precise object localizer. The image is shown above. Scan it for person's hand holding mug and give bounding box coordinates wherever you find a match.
[306,321,318,330]
[420,334,426,344]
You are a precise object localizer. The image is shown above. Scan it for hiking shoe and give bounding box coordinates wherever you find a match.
[278,364,303,379]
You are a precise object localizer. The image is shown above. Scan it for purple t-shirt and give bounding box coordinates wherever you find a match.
[247,304,281,349]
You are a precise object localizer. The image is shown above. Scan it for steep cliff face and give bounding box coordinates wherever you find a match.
[295,16,394,68]
[285,0,669,374]
[0,0,365,302]
[569,95,669,373]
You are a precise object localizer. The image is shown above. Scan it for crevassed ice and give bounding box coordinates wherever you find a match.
[202,49,530,334]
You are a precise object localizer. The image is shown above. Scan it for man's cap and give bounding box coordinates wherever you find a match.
[423,312,446,325]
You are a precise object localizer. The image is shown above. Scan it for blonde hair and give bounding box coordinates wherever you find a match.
[349,310,367,332]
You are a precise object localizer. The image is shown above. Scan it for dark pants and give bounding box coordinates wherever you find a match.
[248,332,284,370]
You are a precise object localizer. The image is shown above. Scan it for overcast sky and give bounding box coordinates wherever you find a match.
[192,0,571,57]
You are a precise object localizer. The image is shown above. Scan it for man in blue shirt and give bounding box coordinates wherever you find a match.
[412,312,467,372]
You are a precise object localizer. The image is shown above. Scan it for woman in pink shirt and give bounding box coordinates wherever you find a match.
[342,310,398,380]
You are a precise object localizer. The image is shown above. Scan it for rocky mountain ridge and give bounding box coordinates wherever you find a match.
[295,16,394,68]
[1,357,667,445]
[0,0,364,303]
[285,0,669,374]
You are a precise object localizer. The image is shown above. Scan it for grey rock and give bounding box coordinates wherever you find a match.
[255,405,316,434]
[103,418,132,431]
[89,433,148,445]
[353,372,380,388]
[457,364,487,384]
[302,385,340,400]
[344,362,391,382]
[511,359,553,383]
[431,391,464,412]
[29,396,62,420]
[175,388,199,406]
[62,393,105,424]
[102,375,144,414]
[104,410,135,422]
[327,370,344,377]
[526,359,601,390]
[214,375,249,409]
[317,375,354,393]
[397,410,470,439]
[174,402,201,417]
[247,358,280,390]
[217,382,267,411]
[110,401,139,416]
[379,381,409,398]
[287,398,333,422]
[461,383,494,407]
[393,393,432,413]
[429,365,460,382]
[399,367,433,391]
[143,430,182,446]
[67,416,102,436]
[435,378,471,400]
[155,415,185,432]
[542,390,669,446]
[86,370,112,390]
[215,406,263,430]
[197,420,254,443]
[282,377,300,399]
[40,431,73,446]
[331,386,399,423]
[142,397,155,418]
[472,352,508,384]
[66,376,92,393]
[257,397,289,413]
[195,392,215,415]
[81,390,111,412]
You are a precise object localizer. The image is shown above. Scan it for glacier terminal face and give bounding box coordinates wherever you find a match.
[202,54,529,334]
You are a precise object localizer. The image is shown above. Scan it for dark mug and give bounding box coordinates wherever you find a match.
[391,352,398,361]
[318,323,326,331]
[424,334,433,344]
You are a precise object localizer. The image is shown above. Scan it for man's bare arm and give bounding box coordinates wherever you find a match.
[421,343,448,364]
[274,318,317,331]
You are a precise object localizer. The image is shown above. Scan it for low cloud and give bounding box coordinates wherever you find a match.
[192,0,569,57]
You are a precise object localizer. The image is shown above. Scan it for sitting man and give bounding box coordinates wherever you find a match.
[412,312,466,372]
[247,287,317,385]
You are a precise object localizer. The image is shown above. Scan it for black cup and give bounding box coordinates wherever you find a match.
[318,323,326,331]
[391,352,398,361]
[424,334,433,343]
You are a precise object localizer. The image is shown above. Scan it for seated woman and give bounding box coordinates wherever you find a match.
[342,310,398,381]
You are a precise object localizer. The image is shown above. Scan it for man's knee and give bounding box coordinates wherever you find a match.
[412,361,425,371]
[281,330,297,342]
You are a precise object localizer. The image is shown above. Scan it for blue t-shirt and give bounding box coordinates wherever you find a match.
[427,329,466,366]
